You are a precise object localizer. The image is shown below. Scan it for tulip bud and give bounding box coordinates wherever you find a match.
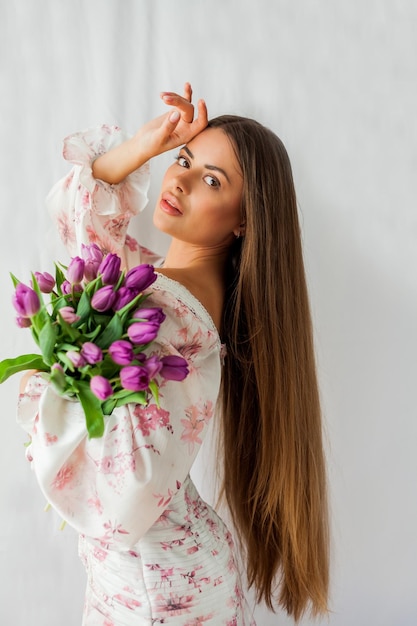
[120,365,149,391]
[98,253,121,285]
[50,363,66,392]
[58,306,81,324]
[108,340,134,365]
[12,283,41,318]
[113,286,138,311]
[160,355,189,381]
[133,307,166,325]
[143,355,162,379]
[61,281,82,295]
[81,342,103,365]
[91,285,116,312]
[124,264,157,292]
[16,315,32,328]
[127,321,159,345]
[66,351,86,368]
[67,256,85,284]
[34,271,55,293]
[81,243,103,282]
[81,243,103,264]
[90,375,113,400]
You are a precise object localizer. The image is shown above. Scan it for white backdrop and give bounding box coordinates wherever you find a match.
[1,1,416,625]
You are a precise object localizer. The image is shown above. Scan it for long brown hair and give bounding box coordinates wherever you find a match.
[209,116,329,621]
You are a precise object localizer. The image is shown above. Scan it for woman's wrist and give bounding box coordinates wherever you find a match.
[92,136,150,185]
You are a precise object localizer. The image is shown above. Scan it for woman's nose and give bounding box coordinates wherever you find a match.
[172,170,190,194]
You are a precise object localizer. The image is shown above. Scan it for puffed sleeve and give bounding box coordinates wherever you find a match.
[45,125,163,269]
[17,284,221,549]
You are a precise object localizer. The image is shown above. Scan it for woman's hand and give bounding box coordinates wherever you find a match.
[92,83,208,185]
[137,82,208,157]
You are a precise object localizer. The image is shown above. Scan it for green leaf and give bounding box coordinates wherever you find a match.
[117,292,145,325]
[30,272,42,300]
[38,318,58,365]
[56,311,81,342]
[101,397,118,415]
[114,269,126,291]
[148,380,160,407]
[115,391,147,407]
[102,389,147,415]
[95,313,123,349]
[10,272,20,288]
[83,325,102,342]
[48,364,67,393]
[85,276,102,295]
[75,289,91,323]
[56,351,75,372]
[0,354,48,383]
[99,355,120,379]
[56,342,79,352]
[51,295,71,316]
[54,263,67,294]
[76,381,105,438]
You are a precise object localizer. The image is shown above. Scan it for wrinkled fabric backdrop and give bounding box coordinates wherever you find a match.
[1,1,416,625]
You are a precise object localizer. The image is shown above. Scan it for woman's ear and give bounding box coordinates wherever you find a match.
[233,222,246,238]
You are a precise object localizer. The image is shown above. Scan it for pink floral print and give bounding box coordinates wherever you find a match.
[17,125,256,625]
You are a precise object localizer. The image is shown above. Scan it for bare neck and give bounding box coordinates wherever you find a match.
[163,238,229,272]
[159,238,229,333]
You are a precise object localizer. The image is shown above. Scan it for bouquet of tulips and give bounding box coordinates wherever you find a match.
[0,244,189,438]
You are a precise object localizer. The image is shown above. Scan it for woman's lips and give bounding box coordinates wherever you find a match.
[160,194,183,216]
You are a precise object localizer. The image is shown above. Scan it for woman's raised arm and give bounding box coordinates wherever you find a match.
[92,83,208,184]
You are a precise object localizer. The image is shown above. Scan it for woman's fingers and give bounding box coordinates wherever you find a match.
[183,82,192,102]
[160,84,195,123]
[158,85,208,147]
[194,98,208,130]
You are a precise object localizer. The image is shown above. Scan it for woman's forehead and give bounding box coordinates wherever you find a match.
[186,127,242,178]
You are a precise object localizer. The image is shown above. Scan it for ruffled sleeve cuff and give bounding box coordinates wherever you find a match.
[46,125,151,259]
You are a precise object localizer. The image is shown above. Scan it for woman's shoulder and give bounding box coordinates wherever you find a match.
[151,268,220,341]
[153,269,222,337]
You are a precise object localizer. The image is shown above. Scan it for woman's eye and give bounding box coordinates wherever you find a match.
[204,175,220,189]
[175,155,189,168]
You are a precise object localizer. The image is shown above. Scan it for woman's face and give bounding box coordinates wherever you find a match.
[154,127,243,249]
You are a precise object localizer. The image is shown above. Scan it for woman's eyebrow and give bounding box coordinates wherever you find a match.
[182,145,231,183]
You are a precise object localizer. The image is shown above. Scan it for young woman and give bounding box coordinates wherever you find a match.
[18,84,329,624]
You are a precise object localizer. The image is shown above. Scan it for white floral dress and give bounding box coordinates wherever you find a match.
[17,126,256,626]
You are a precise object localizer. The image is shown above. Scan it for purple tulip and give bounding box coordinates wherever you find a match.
[120,365,149,392]
[67,256,85,284]
[160,355,189,381]
[66,351,86,368]
[61,280,71,295]
[61,281,82,295]
[127,321,159,345]
[81,342,103,365]
[34,271,55,293]
[108,340,134,365]
[16,315,32,328]
[143,355,162,379]
[113,286,138,311]
[58,306,81,324]
[133,307,166,325]
[124,264,157,292]
[81,243,103,282]
[91,285,116,312]
[98,253,121,285]
[81,243,103,264]
[12,283,41,317]
[90,375,113,400]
